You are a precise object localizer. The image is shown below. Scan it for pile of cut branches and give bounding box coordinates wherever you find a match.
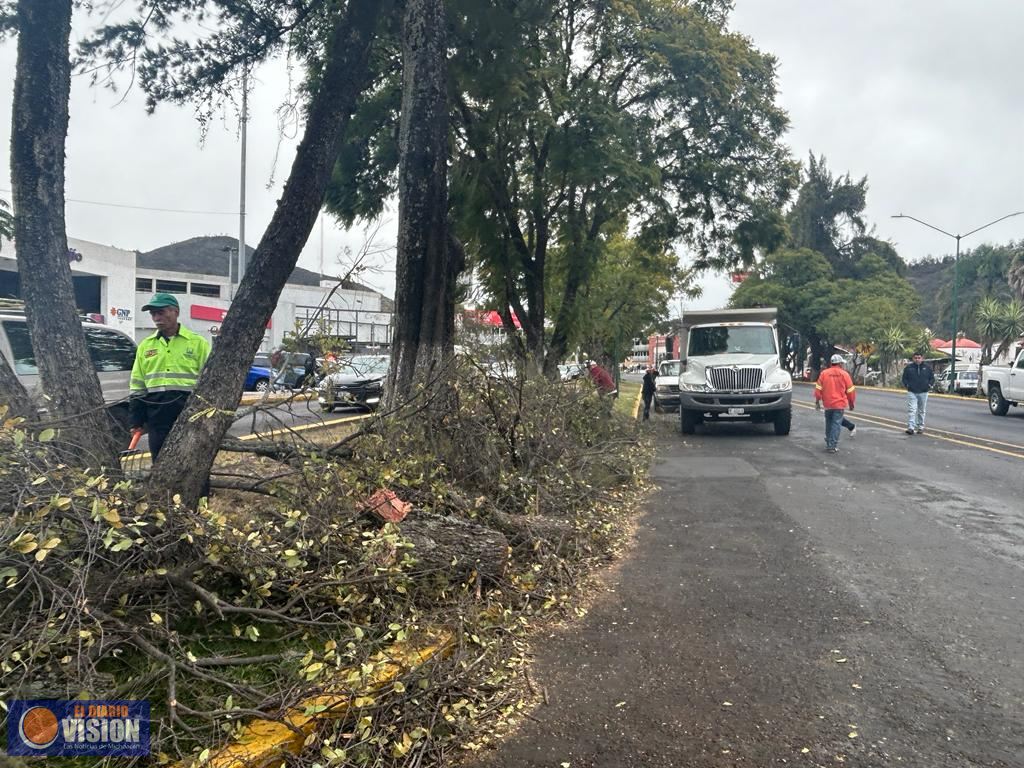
[0,361,649,766]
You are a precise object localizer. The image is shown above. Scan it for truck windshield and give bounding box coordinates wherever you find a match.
[659,361,681,377]
[688,326,776,356]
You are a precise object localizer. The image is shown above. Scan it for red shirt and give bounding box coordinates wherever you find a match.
[815,366,856,409]
[588,365,616,394]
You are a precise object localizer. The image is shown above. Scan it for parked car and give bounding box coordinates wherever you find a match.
[933,368,979,395]
[558,363,586,381]
[0,306,138,435]
[245,363,274,392]
[485,359,518,381]
[254,352,316,389]
[653,359,682,413]
[317,355,390,412]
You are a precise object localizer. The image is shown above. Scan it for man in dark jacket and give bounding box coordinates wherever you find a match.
[901,353,935,435]
[641,365,658,421]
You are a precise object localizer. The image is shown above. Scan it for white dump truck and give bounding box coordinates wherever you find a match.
[981,348,1024,415]
[676,307,792,435]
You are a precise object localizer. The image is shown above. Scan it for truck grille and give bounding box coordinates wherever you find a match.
[706,366,763,391]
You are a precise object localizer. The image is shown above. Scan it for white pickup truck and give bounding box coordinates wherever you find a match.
[676,307,792,435]
[982,349,1024,415]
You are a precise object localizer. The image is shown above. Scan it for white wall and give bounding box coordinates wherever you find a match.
[134,270,391,350]
[1,237,137,336]
[68,238,137,336]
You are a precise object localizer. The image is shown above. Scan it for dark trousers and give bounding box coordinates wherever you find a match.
[642,393,653,420]
[841,416,855,431]
[148,427,170,460]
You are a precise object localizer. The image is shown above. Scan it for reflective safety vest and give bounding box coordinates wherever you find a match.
[130,325,211,394]
[814,366,856,410]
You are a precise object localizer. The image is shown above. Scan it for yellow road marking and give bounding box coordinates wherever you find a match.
[793,402,1024,460]
[793,379,986,403]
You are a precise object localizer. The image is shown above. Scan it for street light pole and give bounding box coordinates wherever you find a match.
[891,211,1024,392]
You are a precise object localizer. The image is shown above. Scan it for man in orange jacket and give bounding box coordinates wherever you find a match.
[815,353,856,453]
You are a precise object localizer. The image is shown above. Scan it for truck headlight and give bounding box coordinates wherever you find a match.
[678,380,708,392]
[760,380,792,392]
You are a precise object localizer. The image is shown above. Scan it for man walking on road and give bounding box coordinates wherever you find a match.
[641,365,657,421]
[901,352,934,435]
[129,293,211,459]
[815,354,856,453]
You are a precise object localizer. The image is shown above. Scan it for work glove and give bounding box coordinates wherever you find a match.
[815,400,821,411]
[849,404,855,411]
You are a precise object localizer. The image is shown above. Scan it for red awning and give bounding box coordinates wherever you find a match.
[191,304,271,328]
[466,309,520,329]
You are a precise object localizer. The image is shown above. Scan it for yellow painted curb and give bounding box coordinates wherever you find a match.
[239,391,316,405]
[632,389,643,420]
[178,629,454,768]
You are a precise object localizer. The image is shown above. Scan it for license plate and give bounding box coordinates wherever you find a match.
[727,407,745,415]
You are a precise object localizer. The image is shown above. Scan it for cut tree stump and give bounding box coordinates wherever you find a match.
[484,509,573,546]
[400,512,509,579]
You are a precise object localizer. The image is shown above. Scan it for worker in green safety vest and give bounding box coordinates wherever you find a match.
[129,293,211,459]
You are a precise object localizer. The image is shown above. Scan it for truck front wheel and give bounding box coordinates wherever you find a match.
[680,408,700,435]
[773,407,792,436]
[988,385,1011,416]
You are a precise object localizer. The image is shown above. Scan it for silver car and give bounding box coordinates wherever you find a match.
[0,309,138,432]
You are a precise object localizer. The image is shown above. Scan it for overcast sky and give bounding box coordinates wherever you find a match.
[3,1,1024,310]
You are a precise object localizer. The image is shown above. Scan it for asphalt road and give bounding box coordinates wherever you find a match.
[127,396,366,455]
[470,390,1024,767]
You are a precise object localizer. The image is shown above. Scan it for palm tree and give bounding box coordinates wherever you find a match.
[975,296,1003,394]
[993,298,1024,363]
[877,325,909,387]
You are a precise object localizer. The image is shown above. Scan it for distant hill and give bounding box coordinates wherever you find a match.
[139,235,385,298]
[905,257,953,333]
[905,243,1017,338]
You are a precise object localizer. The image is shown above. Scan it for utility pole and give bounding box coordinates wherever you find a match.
[238,68,248,288]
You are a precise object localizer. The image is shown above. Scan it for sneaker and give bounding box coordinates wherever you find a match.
[849,425,857,438]
[915,428,923,434]
[826,447,838,453]
[905,428,915,435]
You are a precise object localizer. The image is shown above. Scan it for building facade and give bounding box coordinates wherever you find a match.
[1,235,393,352]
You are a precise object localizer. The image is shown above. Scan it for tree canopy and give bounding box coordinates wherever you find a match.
[731,154,921,374]
[326,0,796,371]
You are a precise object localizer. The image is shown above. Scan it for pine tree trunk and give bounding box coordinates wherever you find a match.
[10,0,118,466]
[145,0,385,509]
[385,0,455,407]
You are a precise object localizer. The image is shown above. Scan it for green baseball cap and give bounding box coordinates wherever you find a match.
[142,292,180,311]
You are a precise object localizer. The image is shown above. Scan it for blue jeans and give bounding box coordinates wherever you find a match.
[824,409,845,449]
[906,391,928,430]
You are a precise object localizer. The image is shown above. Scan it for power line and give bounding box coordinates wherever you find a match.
[0,189,237,216]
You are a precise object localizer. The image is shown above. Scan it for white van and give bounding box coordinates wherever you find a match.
[0,308,138,431]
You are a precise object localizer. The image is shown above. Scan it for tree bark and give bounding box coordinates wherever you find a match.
[0,352,37,423]
[400,512,508,579]
[145,0,386,509]
[10,0,119,466]
[385,0,455,407]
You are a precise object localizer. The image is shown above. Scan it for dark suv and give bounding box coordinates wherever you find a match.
[317,355,389,412]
